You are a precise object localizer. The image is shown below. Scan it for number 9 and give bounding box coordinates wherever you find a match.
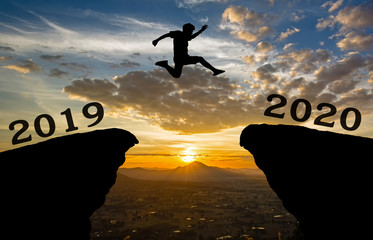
[82,102,104,127]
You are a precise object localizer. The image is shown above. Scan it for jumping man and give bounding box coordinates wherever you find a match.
[152,23,225,78]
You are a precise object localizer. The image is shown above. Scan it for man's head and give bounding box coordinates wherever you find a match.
[183,23,195,34]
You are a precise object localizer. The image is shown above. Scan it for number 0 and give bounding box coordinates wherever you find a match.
[340,108,361,131]
[34,114,56,137]
[290,99,311,122]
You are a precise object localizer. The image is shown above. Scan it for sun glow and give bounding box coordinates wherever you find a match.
[180,147,197,163]
[181,155,196,163]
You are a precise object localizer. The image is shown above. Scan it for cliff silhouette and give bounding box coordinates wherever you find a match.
[1,128,138,240]
[240,124,372,240]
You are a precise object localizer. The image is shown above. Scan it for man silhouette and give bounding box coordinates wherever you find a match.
[152,23,225,78]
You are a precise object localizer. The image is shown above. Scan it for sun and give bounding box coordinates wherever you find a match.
[180,147,197,163]
[181,155,196,163]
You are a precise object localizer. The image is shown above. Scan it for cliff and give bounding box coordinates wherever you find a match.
[240,124,372,240]
[0,128,138,240]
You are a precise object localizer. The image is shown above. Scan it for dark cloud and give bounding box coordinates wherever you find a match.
[109,59,140,68]
[336,88,373,113]
[328,79,360,94]
[63,67,267,134]
[40,54,64,61]
[60,62,88,71]
[249,50,373,116]
[314,53,366,82]
[250,64,279,85]
[130,52,141,58]
[277,48,330,76]
[2,59,42,73]
[0,46,15,52]
[48,68,69,78]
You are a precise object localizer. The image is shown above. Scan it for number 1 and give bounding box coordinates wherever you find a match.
[61,108,79,132]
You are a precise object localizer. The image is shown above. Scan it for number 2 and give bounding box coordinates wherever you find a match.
[264,94,287,119]
[9,120,32,145]
[314,103,336,128]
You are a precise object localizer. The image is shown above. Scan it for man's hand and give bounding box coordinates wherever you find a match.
[201,25,208,31]
[152,40,158,46]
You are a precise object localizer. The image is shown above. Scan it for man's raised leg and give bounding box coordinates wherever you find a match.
[155,61,183,78]
[191,56,225,76]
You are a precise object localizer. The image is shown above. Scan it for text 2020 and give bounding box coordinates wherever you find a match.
[9,102,104,145]
[264,94,361,131]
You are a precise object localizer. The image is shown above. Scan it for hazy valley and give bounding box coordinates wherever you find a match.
[91,162,298,240]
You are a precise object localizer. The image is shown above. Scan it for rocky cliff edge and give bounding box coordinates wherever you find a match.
[1,128,138,240]
[240,124,372,240]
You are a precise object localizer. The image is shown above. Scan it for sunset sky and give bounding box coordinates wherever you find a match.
[1,0,372,169]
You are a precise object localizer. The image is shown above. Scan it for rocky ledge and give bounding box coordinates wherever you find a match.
[240,124,372,240]
[1,128,138,240]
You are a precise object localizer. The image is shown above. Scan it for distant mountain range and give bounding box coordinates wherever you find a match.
[119,161,264,181]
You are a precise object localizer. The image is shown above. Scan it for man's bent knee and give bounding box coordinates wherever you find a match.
[172,72,182,78]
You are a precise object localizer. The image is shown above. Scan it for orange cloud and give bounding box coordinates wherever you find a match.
[2,59,42,74]
[221,5,274,43]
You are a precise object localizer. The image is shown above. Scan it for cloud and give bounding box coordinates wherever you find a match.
[81,9,172,31]
[109,59,140,68]
[2,59,42,73]
[277,48,330,76]
[0,56,12,61]
[176,0,228,8]
[250,64,279,85]
[243,49,373,111]
[336,31,373,51]
[278,27,300,41]
[321,0,344,13]
[291,10,305,22]
[256,41,274,53]
[316,15,335,30]
[328,79,359,94]
[0,10,175,58]
[316,2,373,52]
[60,62,88,71]
[63,67,268,134]
[242,55,254,66]
[40,54,64,61]
[221,5,274,43]
[29,10,76,36]
[334,2,373,30]
[317,2,373,31]
[336,88,373,113]
[242,42,273,66]
[48,68,68,78]
[314,53,366,82]
[0,46,15,52]
[283,43,294,51]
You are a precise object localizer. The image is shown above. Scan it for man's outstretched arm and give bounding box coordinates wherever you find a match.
[152,33,171,46]
[191,25,208,40]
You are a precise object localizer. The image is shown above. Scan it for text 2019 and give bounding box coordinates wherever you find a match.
[264,94,361,131]
[9,102,104,145]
